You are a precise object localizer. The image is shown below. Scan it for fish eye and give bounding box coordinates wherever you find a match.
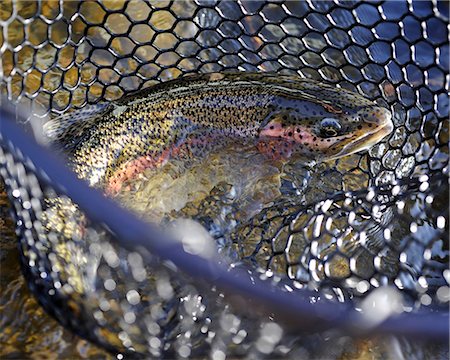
[319,118,342,138]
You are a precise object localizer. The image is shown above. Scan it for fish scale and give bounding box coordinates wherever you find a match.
[46,73,393,195]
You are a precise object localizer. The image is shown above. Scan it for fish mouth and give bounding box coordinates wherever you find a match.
[332,119,394,159]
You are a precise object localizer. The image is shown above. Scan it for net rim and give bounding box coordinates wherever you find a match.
[1,103,448,341]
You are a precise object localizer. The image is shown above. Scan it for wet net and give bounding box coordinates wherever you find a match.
[0,0,449,358]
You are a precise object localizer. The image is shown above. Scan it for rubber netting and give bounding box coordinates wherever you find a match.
[0,0,448,358]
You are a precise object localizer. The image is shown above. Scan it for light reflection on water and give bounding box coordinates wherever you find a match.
[0,181,112,359]
[0,0,448,358]
[1,146,448,359]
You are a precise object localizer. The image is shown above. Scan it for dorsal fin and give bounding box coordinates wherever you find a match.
[43,103,112,152]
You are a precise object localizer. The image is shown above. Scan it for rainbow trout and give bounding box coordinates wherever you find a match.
[45,73,393,195]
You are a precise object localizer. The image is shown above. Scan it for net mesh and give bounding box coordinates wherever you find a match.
[0,0,449,357]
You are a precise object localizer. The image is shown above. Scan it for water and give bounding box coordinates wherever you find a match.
[110,132,448,309]
[0,0,448,357]
[1,139,448,359]
[115,140,284,223]
[112,138,368,280]
[0,181,111,359]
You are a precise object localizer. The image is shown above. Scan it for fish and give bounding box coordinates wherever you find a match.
[44,73,393,196]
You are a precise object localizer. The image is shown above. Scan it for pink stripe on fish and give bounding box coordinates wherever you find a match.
[258,119,347,154]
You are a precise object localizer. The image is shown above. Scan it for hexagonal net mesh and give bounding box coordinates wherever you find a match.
[0,0,449,358]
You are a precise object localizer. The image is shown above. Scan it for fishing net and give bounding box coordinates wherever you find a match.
[0,0,448,358]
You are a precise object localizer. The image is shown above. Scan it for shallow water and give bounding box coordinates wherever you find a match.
[0,181,111,359]
[109,131,448,305]
[1,143,448,359]
[0,0,448,357]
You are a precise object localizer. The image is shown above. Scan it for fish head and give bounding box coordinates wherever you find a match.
[259,83,394,161]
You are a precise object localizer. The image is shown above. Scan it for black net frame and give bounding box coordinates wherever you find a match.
[0,0,449,358]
